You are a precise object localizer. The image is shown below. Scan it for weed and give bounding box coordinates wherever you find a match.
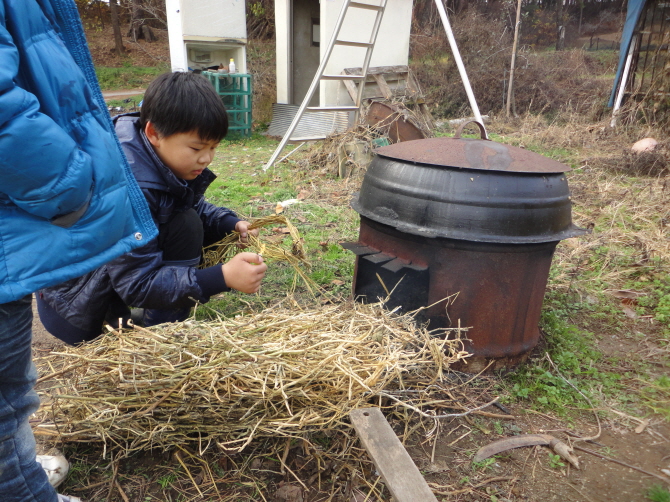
[312,433,333,449]
[646,484,670,502]
[505,302,623,412]
[472,457,496,472]
[655,294,670,324]
[640,375,670,419]
[634,279,670,323]
[157,473,177,489]
[548,453,566,469]
[64,460,99,486]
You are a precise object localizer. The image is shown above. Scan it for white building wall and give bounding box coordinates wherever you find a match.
[181,0,247,39]
[166,0,187,71]
[166,0,248,73]
[275,0,291,103]
[274,0,412,106]
[321,0,412,106]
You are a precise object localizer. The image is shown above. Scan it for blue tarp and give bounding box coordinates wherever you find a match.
[608,0,647,106]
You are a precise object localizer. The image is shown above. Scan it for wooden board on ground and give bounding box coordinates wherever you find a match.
[349,407,439,502]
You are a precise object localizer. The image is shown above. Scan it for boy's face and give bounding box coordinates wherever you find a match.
[145,122,220,180]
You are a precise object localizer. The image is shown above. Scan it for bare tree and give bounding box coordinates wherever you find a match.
[138,0,167,30]
[556,0,565,50]
[127,0,158,42]
[110,0,126,56]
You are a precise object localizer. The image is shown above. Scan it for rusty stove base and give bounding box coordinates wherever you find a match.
[342,217,558,371]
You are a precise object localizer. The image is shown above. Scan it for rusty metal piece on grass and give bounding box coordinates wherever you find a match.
[365,101,426,143]
[473,434,580,469]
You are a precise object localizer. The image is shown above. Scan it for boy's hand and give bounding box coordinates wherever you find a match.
[235,221,259,246]
[221,252,267,294]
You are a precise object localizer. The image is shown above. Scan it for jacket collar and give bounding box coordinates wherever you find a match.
[114,113,217,203]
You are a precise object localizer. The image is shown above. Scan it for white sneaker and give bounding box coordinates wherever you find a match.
[57,496,82,502]
[35,454,69,488]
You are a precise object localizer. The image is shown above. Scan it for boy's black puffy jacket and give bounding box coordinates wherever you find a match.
[40,114,240,332]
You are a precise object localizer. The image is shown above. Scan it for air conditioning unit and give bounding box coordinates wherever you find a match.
[192,50,212,63]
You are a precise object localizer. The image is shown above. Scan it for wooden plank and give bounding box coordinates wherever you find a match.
[405,71,421,97]
[341,71,359,102]
[372,74,394,99]
[344,65,409,75]
[419,103,436,130]
[349,407,439,502]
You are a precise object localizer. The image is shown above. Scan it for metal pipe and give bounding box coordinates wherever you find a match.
[433,0,485,129]
[611,37,637,128]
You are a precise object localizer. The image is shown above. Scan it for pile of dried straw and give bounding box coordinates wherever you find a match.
[34,301,471,458]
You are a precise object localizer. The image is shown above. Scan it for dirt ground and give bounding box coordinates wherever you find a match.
[83,24,170,69]
[31,296,63,353]
[414,398,670,501]
[27,22,669,502]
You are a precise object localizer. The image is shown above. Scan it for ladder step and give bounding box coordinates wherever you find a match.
[335,40,374,48]
[307,106,359,112]
[349,2,384,11]
[321,74,365,80]
[288,135,328,142]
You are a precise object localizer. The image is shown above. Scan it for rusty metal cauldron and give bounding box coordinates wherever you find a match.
[341,121,586,371]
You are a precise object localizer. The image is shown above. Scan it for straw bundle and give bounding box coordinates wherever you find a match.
[202,214,308,269]
[34,301,470,457]
[201,214,315,294]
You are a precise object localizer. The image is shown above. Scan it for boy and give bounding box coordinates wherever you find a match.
[1,0,158,500]
[38,72,267,345]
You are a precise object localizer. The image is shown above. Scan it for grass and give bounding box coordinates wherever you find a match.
[157,473,177,489]
[96,63,168,90]
[503,302,622,412]
[647,485,670,502]
[198,133,359,318]
[105,94,143,114]
[486,111,670,420]
[40,124,670,502]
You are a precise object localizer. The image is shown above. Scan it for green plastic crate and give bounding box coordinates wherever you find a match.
[202,71,252,137]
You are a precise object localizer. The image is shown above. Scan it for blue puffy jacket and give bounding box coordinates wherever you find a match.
[0,0,157,303]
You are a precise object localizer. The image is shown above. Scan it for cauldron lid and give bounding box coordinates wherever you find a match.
[375,121,570,174]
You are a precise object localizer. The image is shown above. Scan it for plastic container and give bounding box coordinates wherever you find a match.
[229,59,236,74]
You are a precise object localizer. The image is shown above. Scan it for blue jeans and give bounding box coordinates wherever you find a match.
[0,297,57,501]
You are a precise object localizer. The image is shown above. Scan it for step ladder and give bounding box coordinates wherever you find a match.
[263,0,388,171]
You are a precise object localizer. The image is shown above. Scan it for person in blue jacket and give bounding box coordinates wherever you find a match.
[38,71,267,344]
[0,1,157,501]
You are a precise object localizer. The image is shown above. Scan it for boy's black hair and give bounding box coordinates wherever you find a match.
[140,72,228,142]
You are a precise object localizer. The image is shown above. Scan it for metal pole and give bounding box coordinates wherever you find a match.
[433,0,485,131]
[506,0,522,118]
[611,37,637,128]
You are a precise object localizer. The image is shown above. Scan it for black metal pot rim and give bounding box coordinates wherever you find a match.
[351,196,588,244]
